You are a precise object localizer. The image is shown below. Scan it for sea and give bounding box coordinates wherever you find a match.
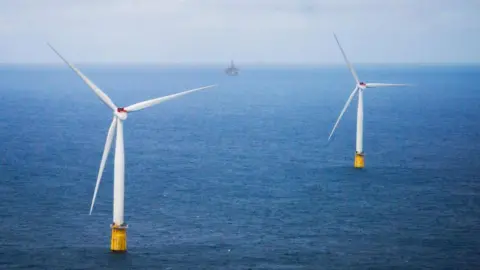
[0,64,479,269]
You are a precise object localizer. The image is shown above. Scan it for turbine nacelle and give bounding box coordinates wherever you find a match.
[115,108,128,121]
[358,82,367,89]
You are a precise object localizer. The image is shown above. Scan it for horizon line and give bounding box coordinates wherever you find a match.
[0,62,479,66]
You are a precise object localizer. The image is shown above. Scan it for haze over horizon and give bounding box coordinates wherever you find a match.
[0,0,479,64]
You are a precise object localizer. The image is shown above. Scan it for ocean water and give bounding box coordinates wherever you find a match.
[0,64,479,269]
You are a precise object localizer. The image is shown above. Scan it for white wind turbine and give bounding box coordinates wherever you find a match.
[328,34,408,168]
[48,44,217,252]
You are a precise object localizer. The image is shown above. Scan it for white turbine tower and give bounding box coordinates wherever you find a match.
[48,44,217,252]
[328,34,408,168]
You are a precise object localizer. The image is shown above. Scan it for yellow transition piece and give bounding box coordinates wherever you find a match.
[110,224,127,252]
[354,152,365,169]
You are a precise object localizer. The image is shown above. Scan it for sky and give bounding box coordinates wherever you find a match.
[0,0,479,64]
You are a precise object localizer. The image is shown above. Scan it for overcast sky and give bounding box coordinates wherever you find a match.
[0,0,479,64]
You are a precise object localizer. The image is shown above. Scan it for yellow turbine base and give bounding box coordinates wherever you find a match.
[110,224,127,253]
[354,152,365,169]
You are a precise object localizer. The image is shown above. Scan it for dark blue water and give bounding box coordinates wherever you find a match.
[0,65,479,269]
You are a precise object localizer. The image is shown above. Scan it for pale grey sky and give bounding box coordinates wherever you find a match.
[0,0,479,64]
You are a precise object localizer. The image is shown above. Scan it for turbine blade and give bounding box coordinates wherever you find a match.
[89,117,117,215]
[333,33,360,85]
[366,83,410,88]
[125,84,217,112]
[328,87,359,141]
[47,43,117,111]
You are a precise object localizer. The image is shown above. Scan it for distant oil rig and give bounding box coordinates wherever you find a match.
[225,60,239,76]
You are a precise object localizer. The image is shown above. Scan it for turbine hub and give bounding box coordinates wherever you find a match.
[115,108,128,120]
[359,82,367,89]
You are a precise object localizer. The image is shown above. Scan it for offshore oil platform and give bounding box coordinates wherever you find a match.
[225,60,239,76]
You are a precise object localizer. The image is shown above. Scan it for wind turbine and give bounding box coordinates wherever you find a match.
[328,34,408,169]
[48,44,217,252]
